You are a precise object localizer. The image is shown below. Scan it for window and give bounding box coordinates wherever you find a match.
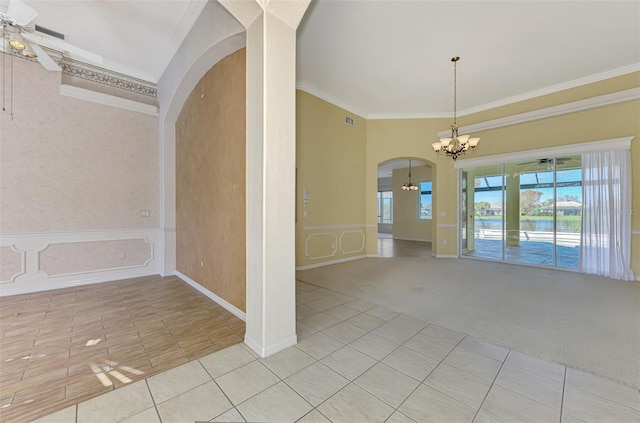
[460,156,582,270]
[418,181,432,219]
[378,191,393,223]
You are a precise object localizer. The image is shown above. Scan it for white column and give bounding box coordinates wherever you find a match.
[219,0,311,357]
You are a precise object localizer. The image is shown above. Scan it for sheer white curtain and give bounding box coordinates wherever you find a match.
[580,149,635,280]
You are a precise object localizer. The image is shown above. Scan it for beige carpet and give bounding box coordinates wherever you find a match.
[297,256,640,388]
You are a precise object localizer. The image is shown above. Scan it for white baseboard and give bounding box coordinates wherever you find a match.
[296,255,366,270]
[175,271,246,321]
[244,334,297,358]
[392,237,432,242]
[434,254,459,259]
[0,269,159,296]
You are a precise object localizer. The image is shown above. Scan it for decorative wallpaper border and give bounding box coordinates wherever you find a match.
[59,61,157,97]
[10,47,157,98]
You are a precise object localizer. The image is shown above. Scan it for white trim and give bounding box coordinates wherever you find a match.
[0,269,159,296]
[369,111,451,120]
[458,65,640,118]
[632,230,640,235]
[303,224,374,230]
[0,245,26,283]
[175,271,246,321]
[296,82,366,119]
[441,88,639,139]
[339,231,365,255]
[244,334,298,358]
[243,336,263,358]
[433,254,459,259]
[305,233,338,260]
[0,228,160,239]
[393,237,431,242]
[454,137,634,169]
[36,238,154,278]
[296,255,367,271]
[60,84,159,116]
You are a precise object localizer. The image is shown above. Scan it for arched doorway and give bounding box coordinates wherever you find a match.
[376,158,434,258]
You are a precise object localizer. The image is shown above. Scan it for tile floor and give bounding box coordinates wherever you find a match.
[32,280,640,423]
[0,276,245,423]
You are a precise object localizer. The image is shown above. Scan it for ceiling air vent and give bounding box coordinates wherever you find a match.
[345,116,354,127]
[35,24,65,40]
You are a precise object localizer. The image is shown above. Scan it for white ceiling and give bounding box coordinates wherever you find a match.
[297,0,640,119]
[1,0,207,82]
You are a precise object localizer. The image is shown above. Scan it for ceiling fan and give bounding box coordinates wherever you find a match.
[519,157,573,167]
[1,0,102,71]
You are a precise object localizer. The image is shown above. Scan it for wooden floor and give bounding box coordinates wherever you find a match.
[0,275,245,423]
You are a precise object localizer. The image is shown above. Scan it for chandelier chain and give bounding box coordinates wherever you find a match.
[453,57,457,125]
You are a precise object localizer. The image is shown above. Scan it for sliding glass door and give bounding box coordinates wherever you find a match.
[461,156,582,270]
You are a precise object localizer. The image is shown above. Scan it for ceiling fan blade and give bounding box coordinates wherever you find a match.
[30,42,61,71]
[23,31,103,65]
[7,0,38,26]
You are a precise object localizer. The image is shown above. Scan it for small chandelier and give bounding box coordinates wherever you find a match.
[402,160,418,191]
[432,56,480,160]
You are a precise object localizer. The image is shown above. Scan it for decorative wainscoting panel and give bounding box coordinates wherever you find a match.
[299,224,374,270]
[39,239,153,277]
[0,229,160,296]
[305,233,338,260]
[0,246,26,283]
[339,231,365,255]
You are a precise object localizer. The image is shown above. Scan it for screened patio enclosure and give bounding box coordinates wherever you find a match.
[460,156,582,270]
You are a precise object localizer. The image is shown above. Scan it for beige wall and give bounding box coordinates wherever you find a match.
[365,118,450,257]
[298,71,639,274]
[296,91,367,267]
[392,165,433,241]
[175,49,246,311]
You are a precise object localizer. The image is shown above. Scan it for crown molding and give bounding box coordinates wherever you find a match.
[439,87,639,138]
[460,63,640,117]
[301,64,639,120]
[368,111,451,120]
[60,84,159,116]
[296,82,366,119]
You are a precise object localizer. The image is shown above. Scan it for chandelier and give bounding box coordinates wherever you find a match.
[432,56,480,160]
[402,160,418,191]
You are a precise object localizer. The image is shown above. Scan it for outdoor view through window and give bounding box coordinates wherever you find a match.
[460,155,582,269]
